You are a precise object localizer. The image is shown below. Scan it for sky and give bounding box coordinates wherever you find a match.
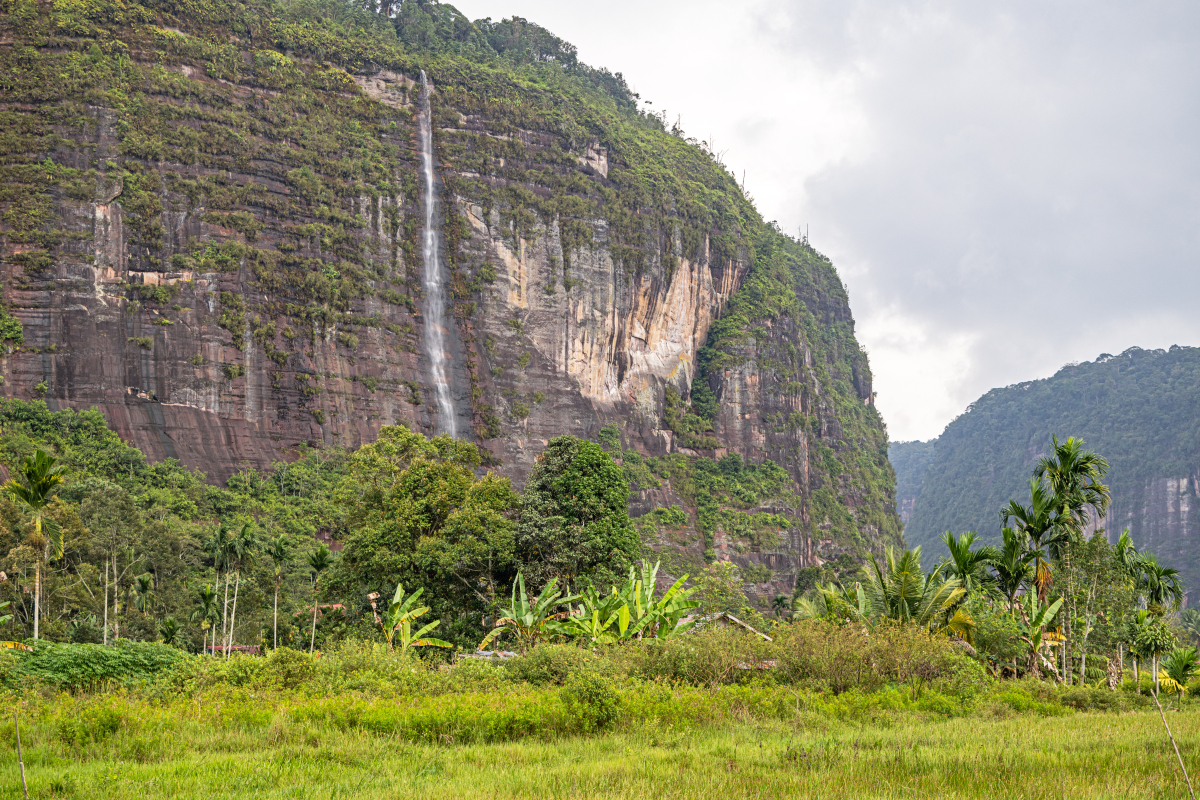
[452,0,1200,442]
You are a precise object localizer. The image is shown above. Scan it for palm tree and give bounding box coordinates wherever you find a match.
[991,527,1034,614]
[380,583,452,655]
[3,449,66,639]
[132,573,156,615]
[479,574,580,654]
[1033,435,1111,535]
[158,616,179,646]
[191,584,219,654]
[771,594,790,619]
[224,523,259,659]
[1161,646,1199,704]
[203,524,235,654]
[1139,552,1185,614]
[860,547,974,641]
[1180,609,1200,647]
[1115,528,1143,578]
[264,534,292,650]
[940,531,998,596]
[1000,479,1065,602]
[307,545,333,655]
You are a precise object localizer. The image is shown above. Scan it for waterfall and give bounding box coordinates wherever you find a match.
[417,70,458,438]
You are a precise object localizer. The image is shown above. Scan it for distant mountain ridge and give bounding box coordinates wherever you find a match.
[891,345,1200,597]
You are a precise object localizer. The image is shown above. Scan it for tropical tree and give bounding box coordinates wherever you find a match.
[479,574,579,654]
[3,449,66,639]
[861,547,972,639]
[203,524,235,654]
[132,573,156,615]
[1131,609,1177,695]
[307,545,333,654]
[1138,553,1184,614]
[380,583,452,655]
[940,531,997,596]
[991,527,1034,613]
[158,616,179,646]
[1160,646,1199,704]
[191,584,219,654]
[1180,609,1200,647]
[1019,594,1064,679]
[1000,479,1066,602]
[771,594,790,619]
[1033,435,1111,535]
[1114,529,1143,578]
[264,534,292,649]
[224,523,259,658]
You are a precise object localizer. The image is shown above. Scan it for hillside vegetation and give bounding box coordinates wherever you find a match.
[897,346,1200,579]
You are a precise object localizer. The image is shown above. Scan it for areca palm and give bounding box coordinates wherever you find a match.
[307,545,333,654]
[1180,609,1200,647]
[1033,435,1111,536]
[1161,646,1199,703]
[224,523,259,658]
[264,535,292,649]
[191,583,219,654]
[380,583,452,655]
[203,524,236,653]
[940,531,998,596]
[1114,528,1143,578]
[1139,553,1184,613]
[992,527,1034,613]
[1001,479,1066,602]
[4,449,66,639]
[132,573,155,615]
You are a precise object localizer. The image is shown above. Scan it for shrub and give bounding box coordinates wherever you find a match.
[504,645,608,686]
[260,647,317,689]
[562,671,620,733]
[7,640,185,691]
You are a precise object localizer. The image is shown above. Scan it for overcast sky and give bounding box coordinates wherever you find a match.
[453,0,1200,442]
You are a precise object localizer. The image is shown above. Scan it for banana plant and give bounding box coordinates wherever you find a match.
[1020,594,1064,679]
[479,574,579,654]
[565,561,700,643]
[382,583,452,656]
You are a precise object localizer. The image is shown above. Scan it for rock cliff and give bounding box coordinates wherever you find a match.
[0,0,901,599]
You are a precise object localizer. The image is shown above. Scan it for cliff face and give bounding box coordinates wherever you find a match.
[902,346,1200,597]
[0,0,900,600]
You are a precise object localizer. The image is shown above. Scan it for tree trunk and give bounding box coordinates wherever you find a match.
[1134,657,1141,694]
[309,602,318,654]
[226,571,240,660]
[32,562,39,640]
[273,581,279,650]
[220,570,230,657]
[102,556,109,646]
[1154,655,1160,696]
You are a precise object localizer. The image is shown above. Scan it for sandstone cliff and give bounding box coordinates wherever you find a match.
[0,0,901,599]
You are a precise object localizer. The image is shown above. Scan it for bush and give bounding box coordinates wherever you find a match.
[6,640,185,691]
[562,671,620,733]
[626,627,772,687]
[504,644,608,686]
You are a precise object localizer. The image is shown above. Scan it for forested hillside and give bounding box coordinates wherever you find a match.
[899,345,1200,592]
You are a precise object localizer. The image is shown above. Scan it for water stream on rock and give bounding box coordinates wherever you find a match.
[417,70,458,438]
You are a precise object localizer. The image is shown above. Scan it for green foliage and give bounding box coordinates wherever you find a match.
[6,640,184,691]
[515,436,639,589]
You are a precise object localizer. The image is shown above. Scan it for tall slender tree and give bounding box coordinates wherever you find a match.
[307,545,333,654]
[940,531,998,596]
[3,450,66,639]
[224,524,259,659]
[1000,479,1065,603]
[264,535,292,650]
[191,584,219,654]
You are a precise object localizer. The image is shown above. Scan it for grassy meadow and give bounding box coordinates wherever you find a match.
[1,633,1197,799]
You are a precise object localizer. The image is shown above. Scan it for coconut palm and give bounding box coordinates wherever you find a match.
[1000,479,1066,602]
[940,531,998,596]
[1138,552,1184,614]
[264,534,292,649]
[380,583,452,655]
[3,449,67,639]
[307,545,333,654]
[191,584,220,654]
[479,574,579,654]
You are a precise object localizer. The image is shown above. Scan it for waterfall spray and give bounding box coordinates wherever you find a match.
[417,70,458,438]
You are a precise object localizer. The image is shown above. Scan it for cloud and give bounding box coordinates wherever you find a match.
[453,0,1200,440]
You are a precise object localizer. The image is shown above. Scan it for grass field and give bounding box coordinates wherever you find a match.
[3,699,1197,798]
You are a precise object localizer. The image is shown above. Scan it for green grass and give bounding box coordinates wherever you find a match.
[3,704,1198,798]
